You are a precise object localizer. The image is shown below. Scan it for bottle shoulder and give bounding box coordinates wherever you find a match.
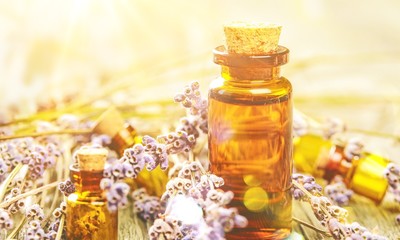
[209,77,292,105]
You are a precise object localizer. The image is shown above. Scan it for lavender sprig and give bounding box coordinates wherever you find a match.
[149,160,247,240]
[132,188,164,222]
[174,81,208,135]
[325,176,354,206]
[293,173,387,239]
[384,163,400,224]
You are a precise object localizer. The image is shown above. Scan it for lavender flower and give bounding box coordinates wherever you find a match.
[142,136,169,171]
[25,220,46,240]
[157,131,196,155]
[152,160,246,240]
[327,218,387,240]
[383,163,400,224]
[132,188,164,221]
[100,181,130,212]
[174,81,208,134]
[0,208,13,230]
[325,176,353,206]
[293,173,386,239]
[25,204,45,221]
[58,179,76,197]
[384,163,400,193]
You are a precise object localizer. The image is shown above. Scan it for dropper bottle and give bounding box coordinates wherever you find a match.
[208,22,293,239]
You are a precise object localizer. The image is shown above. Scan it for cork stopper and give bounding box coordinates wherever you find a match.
[76,147,108,172]
[224,22,282,55]
[93,106,125,138]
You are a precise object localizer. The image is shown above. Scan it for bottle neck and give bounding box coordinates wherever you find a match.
[69,165,104,198]
[221,66,281,81]
[213,45,289,82]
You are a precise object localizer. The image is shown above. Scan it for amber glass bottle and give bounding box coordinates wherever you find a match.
[66,148,118,240]
[209,23,293,239]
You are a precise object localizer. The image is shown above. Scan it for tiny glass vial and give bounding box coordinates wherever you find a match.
[319,142,389,203]
[67,147,118,240]
[208,23,293,239]
[294,135,389,203]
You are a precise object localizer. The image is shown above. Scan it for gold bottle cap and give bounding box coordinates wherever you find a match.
[348,152,389,203]
[76,147,108,172]
[93,106,125,138]
[224,21,282,55]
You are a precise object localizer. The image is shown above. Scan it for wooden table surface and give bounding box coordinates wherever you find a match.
[118,191,400,240]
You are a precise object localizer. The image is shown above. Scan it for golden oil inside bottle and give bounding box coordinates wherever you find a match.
[209,73,293,239]
[66,149,118,240]
[67,167,118,240]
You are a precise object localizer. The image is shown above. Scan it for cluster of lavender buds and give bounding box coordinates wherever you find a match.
[174,81,208,135]
[293,174,348,225]
[101,130,198,212]
[25,220,46,240]
[322,117,346,140]
[25,204,46,240]
[149,160,246,239]
[293,174,387,239]
[26,143,60,180]
[26,204,45,222]
[325,176,354,206]
[58,179,75,197]
[327,218,387,240]
[132,188,164,221]
[7,177,34,192]
[23,202,66,240]
[0,208,13,230]
[100,179,130,212]
[384,163,400,200]
[157,131,196,155]
[100,82,209,212]
[383,163,400,224]
[4,188,25,215]
[47,201,67,239]
[0,137,60,180]
[292,173,323,201]
[160,161,223,204]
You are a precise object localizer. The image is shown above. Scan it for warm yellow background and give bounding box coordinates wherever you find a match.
[0,0,399,158]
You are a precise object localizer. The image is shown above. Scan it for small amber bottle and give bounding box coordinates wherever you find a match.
[294,135,389,203]
[209,22,293,239]
[93,106,168,196]
[67,147,118,240]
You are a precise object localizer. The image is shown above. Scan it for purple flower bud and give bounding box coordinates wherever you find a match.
[293,188,304,200]
[112,164,123,178]
[122,162,135,178]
